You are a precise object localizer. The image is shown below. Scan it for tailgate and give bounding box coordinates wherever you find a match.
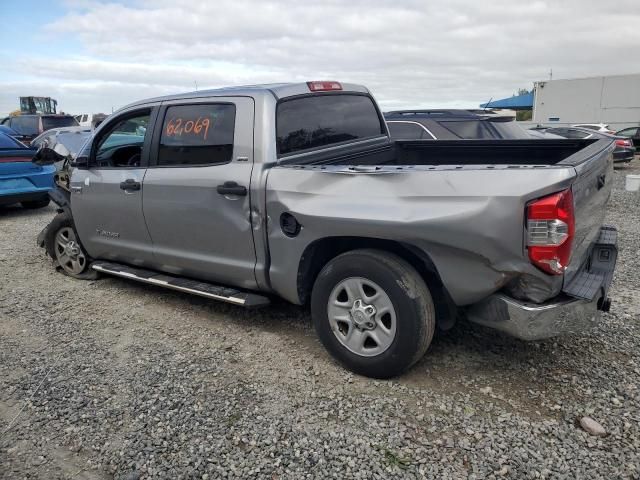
[563,139,615,287]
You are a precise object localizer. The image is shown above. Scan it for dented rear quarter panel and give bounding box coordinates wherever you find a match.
[265,165,578,306]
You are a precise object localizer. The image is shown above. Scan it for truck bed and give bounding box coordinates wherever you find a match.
[279,138,607,168]
[267,136,615,306]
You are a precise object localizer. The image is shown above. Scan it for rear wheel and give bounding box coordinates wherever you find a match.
[21,198,50,209]
[44,213,98,280]
[311,249,435,378]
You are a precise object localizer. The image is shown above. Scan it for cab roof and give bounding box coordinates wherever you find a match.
[122,82,370,112]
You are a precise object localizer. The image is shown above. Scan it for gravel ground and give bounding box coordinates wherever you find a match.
[1,161,639,480]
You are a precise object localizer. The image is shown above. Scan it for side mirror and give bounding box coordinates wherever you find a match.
[70,155,90,168]
[31,147,65,166]
[53,143,71,158]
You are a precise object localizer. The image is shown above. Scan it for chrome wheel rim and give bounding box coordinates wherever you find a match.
[54,227,87,275]
[327,277,397,357]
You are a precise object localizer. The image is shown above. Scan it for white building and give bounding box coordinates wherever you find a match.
[532,73,640,129]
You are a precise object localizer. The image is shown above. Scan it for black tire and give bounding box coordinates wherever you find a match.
[311,249,435,379]
[21,197,50,209]
[44,212,98,280]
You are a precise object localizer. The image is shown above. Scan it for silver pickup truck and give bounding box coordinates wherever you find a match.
[38,81,618,378]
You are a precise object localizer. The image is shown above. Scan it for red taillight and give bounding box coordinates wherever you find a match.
[0,156,32,163]
[307,81,342,92]
[615,139,631,147]
[526,189,575,275]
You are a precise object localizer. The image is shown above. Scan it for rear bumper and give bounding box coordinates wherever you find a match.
[465,293,606,340]
[613,148,635,162]
[0,164,55,205]
[466,225,617,340]
[0,191,49,206]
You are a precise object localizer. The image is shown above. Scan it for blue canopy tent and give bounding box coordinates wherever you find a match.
[479,92,534,110]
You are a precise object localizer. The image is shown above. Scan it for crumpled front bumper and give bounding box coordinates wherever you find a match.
[465,225,617,340]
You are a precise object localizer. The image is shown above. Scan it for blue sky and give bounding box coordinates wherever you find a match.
[2,1,75,56]
[1,0,639,117]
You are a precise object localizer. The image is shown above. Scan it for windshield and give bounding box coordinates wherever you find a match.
[0,132,24,149]
[55,132,92,156]
[42,116,79,131]
[0,125,19,136]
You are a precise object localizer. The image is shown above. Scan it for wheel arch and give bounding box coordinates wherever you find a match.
[297,236,457,329]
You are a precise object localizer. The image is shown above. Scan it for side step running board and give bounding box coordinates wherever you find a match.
[91,261,270,307]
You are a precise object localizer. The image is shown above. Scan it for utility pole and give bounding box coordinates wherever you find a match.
[549,68,553,80]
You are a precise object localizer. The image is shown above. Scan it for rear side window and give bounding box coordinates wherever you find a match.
[158,104,235,166]
[42,116,78,131]
[618,127,638,137]
[276,94,384,155]
[439,120,497,139]
[11,116,39,135]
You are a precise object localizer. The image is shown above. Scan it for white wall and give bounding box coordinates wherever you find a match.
[532,73,640,129]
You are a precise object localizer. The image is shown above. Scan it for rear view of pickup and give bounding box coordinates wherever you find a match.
[37,81,618,378]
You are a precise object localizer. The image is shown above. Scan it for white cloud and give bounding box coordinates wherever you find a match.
[2,0,640,115]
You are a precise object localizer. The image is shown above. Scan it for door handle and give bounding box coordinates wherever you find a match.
[216,181,247,196]
[597,174,606,190]
[120,179,141,191]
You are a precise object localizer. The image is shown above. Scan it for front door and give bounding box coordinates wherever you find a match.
[142,97,257,289]
[71,108,157,265]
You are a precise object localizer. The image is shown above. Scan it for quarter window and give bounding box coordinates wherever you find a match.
[94,112,150,168]
[158,104,236,166]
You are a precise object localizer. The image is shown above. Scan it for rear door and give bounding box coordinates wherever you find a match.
[142,97,257,290]
[70,107,157,265]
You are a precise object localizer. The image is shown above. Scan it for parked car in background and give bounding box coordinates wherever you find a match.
[615,126,640,152]
[532,126,634,163]
[0,132,54,209]
[74,113,108,129]
[384,109,531,140]
[0,124,29,144]
[572,123,615,134]
[0,114,79,145]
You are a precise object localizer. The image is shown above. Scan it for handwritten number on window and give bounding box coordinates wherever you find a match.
[165,117,211,141]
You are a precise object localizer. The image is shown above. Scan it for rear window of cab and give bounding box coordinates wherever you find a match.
[276,94,384,156]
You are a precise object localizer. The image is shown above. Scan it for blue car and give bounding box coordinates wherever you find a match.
[0,124,29,144]
[0,132,55,209]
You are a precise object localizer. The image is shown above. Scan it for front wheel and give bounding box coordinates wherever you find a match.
[311,249,435,379]
[44,213,98,280]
